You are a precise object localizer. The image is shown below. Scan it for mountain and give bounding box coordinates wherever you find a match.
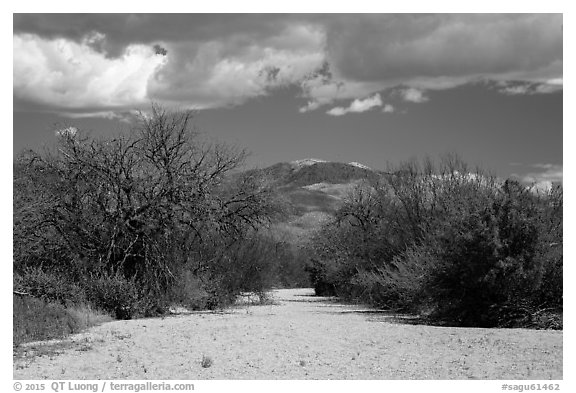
[251,159,378,188]
[246,159,380,215]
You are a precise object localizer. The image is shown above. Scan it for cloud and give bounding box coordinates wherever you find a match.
[399,88,429,103]
[325,107,346,116]
[147,24,325,109]
[382,104,395,113]
[13,14,562,116]
[326,94,382,116]
[530,180,554,193]
[13,14,293,57]
[521,163,562,185]
[14,22,325,114]
[299,101,322,113]
[498,80,563,95]
[302,14,562,109]
[59,110,142,123]
[500,84,532,95]
[322,14,561,82]
[14,34,166,111]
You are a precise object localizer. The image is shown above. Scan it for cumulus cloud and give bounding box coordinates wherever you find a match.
[382,104,395,113]
[148,24,325,109]
[13,14,562,116]
[399,88,429,103]
[325,107,347,116]
[299,101,323,113]
[14,21,325,114]
[326,94,382,116]
[14,34,165,111]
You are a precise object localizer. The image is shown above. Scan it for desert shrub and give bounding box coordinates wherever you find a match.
[309,155,562,328]
[169,270,214,310]
[306,258,338,296]
[190,230,280,308]
[306,221,361,297]
[422,181,541,326]
[84,273,141,319]
[353,245,436,311]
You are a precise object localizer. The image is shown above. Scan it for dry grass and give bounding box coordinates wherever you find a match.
[13,295,112,347]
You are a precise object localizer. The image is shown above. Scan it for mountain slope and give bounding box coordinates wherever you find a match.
[246,159,380,215]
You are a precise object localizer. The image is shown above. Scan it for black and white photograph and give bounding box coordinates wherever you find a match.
[11,9,564,387]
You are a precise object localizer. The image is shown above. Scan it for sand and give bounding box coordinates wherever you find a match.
[13,288,562,380]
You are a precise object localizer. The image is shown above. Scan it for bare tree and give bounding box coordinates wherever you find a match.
[14,105,283,311]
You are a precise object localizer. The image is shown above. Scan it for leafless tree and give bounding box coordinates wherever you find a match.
[14,105,283,306]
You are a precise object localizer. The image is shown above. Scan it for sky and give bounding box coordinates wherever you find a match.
[12,13,563,190]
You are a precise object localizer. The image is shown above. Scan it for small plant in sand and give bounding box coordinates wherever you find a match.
[201,355,213,368]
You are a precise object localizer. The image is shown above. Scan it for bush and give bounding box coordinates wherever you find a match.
[169,270,214,310]
[193,231,280,308]
[84,274,141,319]
[353,246,435,311]
[308,156,562,328]
[418,179,556,327]
[306,258,337,296]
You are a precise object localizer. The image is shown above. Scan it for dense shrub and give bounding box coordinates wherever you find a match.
[421,181,542,326]
[306,258,338,296]
[354,245,436,311]
[169,270,215,310]
[309,156,562,328]
[84,274,141,319]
